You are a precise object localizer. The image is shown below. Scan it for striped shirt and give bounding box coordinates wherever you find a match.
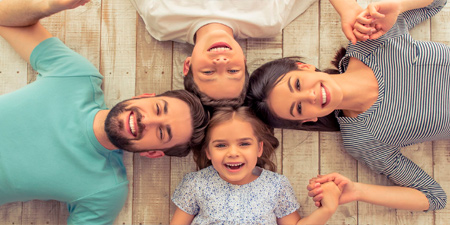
[337,0,449,211]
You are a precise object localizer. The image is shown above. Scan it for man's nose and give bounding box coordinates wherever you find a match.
[140,115,164,126]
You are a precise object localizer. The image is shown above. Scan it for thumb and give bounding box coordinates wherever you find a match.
[342,24,357,45]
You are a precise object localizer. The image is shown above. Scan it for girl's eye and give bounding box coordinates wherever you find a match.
[240,142,251,147]
[297,103,302,114]
[214,143,226,148]
[296,79,300,91]
[228,69,239,74]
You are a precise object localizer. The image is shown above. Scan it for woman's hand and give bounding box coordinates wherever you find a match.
[47,0,91,15]
[353,1,402,41]
[307,173,359,207]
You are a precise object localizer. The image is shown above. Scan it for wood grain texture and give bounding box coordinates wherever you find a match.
[0,0,449,224]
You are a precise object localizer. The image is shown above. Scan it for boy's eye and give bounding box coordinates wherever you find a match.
[296,79,300,90]
[228,69,239,74]
[203,70,213,75]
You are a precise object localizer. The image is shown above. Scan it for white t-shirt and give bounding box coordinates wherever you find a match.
[130,0,317,44]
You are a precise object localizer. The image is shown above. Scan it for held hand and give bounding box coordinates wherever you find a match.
[307,173,358,207]
[353,1,402,41]
[338,3,364,45]
[318,181,341,213]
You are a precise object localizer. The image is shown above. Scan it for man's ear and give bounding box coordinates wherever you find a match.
[139,151,165,159]
[133,93,155,99]
[301,118,318,123]
[297,63,316,71]
[183,57,192,76]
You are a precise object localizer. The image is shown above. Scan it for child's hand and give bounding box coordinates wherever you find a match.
[318,181,341,213]
[307,173,358,207]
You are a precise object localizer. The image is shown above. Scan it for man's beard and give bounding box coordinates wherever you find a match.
[105,100,138,151]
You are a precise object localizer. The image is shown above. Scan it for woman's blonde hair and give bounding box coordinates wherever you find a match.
[193,107,279,172]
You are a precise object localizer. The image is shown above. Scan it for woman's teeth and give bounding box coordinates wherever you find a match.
[321,87,326,105]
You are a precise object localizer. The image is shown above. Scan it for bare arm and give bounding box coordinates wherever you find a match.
[278,182,341,225]
[170,208,195,225]
[329,0,365,44]
[308,173,430,211]
[0,0,90,63]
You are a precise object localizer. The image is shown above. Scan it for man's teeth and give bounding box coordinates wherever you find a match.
[321,87,326,105]
[209,47,230,52]
[129,114,136,136]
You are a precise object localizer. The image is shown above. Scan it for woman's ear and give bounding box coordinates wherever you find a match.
[257,141,264,157]
[297,63,316,71]
[301,118,318,123]
[183,57,191,76]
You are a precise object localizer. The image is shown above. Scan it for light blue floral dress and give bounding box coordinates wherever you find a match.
[172,166,300,224]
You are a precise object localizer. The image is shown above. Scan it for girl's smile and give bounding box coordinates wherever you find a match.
[206,118,263,185]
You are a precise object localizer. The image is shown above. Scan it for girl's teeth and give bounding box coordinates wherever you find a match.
[129,114,136,136]
[321,87,326,105]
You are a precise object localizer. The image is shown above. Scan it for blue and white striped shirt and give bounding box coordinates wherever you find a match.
[337,0,449,211]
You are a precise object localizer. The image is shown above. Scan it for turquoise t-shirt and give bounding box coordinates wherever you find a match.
[0,38,128,224]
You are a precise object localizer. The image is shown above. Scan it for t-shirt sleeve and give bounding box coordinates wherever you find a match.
[402,0,446,30]
[274,175,300,218]
[66,182,128,225]
[171,172,200,216]
[343,139,447,211]
[30,37,102,80]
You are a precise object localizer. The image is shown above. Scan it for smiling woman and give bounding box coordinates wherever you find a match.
[246,0,449,213]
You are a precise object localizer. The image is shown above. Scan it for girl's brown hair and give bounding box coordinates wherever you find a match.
[193,107,279,172]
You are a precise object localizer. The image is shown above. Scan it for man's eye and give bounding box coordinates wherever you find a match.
[297,103,302,114]
[296,79,300,90]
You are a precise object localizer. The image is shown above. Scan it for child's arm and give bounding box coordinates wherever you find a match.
[277,182,341,225]
[308,173,430,211]
[170,208,195,225]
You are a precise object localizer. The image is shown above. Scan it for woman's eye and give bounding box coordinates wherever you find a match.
[297,103,302,114]
[156,104,160,115]
[296,79,300,91]
[158,127,163,140]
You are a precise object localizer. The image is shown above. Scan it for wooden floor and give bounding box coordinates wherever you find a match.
[1,0,449,224]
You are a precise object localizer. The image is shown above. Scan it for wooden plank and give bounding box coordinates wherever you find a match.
[431,1,450,45]
[132,9,173,225]
[100,0,136,224]
[318,0,357,224]
[281,1,320,219]
[434,140,450,224]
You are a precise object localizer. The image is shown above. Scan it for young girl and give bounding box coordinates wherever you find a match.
[170,107,341,224]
